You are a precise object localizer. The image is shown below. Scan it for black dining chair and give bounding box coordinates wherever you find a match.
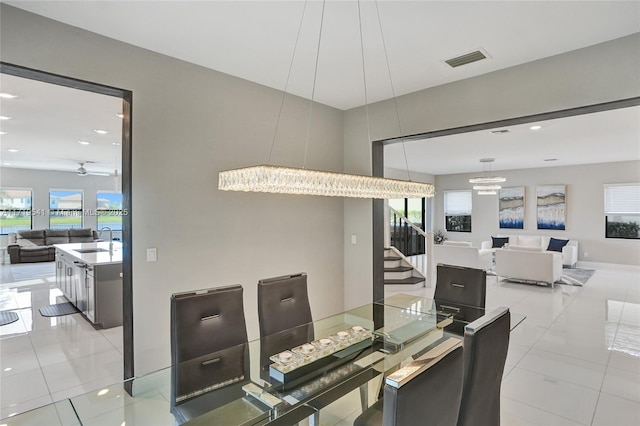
[457,307,510,426]
[435,263,487,308]
[170,285,250,424]
[353,339,464,426]
[258,273,315,375]
[258,272,313,338]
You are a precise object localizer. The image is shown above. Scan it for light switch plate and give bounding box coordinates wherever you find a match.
[147,248,157,262]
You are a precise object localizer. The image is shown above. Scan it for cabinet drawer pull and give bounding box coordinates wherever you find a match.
[451,283,465,288]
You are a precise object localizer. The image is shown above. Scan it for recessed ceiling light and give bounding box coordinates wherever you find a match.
[0,93,18,99]
[7,148,19,152]
[3,367,12,372]
[530,125,542,130]
[94,129,108,135]
[0,116,12,120]
[2,162,10,166]
[0,131,6,135]
[97,389,109,396]
[115,113,124,119]
[78,141,91,145]
[544,158,558,162]
[112,142,121,146]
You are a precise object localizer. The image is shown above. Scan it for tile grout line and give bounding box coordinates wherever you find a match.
[502,396,590,426]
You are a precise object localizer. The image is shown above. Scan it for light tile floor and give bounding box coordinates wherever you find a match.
[1,262,639,425]
[0,262,123,419]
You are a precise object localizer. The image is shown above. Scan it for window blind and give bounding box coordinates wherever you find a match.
[444,190,472,215]
[604,184,640,214]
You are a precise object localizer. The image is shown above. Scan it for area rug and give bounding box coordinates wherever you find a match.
[0,310,20,326]
[39,302,79,317]
[557,267,596,286]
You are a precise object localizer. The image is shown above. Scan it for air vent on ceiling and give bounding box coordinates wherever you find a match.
[445,50,488,68]
[491,129,510,134]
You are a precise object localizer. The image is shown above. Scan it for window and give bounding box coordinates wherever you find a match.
[444,190,472,232]
[604,184,640,239]
[49,190,83,229]
[97,191,123,232]
[0,188,32,234]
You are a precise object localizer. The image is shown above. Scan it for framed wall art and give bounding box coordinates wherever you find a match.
[537,185,566,230]
[499,187,525,229]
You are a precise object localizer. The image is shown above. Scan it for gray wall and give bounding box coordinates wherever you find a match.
[1,5,345,374]
[0,168,123,241]
[433,161,640,266]
[344,33,640,308]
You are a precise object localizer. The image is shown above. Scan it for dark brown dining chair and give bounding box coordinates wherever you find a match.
[170,285,250,424]
[457,307,510,426]
[353,339,464,426]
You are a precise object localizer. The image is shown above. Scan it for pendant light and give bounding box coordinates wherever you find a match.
[218,1,434,199]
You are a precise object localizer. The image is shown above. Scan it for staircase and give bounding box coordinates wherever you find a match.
[384,246,426,290]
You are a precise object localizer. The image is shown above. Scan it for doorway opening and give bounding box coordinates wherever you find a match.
[0,62,134,391]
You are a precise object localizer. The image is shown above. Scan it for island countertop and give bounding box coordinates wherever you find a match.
[54,241,123,265]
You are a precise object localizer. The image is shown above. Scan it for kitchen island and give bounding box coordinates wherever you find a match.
[54,241,123,329]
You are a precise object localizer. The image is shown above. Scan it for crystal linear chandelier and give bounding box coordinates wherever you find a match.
[218,1,434,199]
[219,165,435,199]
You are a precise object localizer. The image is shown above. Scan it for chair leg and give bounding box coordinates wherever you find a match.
[359,383,368,412]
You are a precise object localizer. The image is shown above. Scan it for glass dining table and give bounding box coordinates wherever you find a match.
[2,294,524,426]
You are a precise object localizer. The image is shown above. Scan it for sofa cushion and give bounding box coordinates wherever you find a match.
[45,229,70,245]
[16,230,45,247]
[491,237,510,248]
[509,245,544,252]
[517,235,542,247]
[69,228,95,243]
[17,247,54,263]
[547,237,569,252]
[443,241,472,247]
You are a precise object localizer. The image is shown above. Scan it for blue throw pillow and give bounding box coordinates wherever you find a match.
[491,237,510,248]
[547,237,569,252]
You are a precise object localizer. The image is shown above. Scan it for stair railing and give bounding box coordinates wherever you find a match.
[388,206,427,256]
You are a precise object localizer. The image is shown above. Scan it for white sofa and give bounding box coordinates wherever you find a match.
[481,235,578,268]
[494,247,563,287]
[433,241,493,271]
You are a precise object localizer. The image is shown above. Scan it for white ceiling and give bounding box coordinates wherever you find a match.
[6,0,640,111]
[385,105,640,175]
[0,73,123,175]
[1,1,639,176]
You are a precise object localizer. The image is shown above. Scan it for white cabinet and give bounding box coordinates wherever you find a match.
[54,246,121,329]
[85,266,95,323]
[55,251,76,303]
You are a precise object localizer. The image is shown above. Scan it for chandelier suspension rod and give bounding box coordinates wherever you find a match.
[268,0,309,165]
[374,0,411,182]
[303,0,327,170]
[357,0,372,168]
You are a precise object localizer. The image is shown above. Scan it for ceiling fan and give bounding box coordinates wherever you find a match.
[76,161,110,177]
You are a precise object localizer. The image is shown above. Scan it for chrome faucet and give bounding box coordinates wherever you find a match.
[99,226,114,254]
